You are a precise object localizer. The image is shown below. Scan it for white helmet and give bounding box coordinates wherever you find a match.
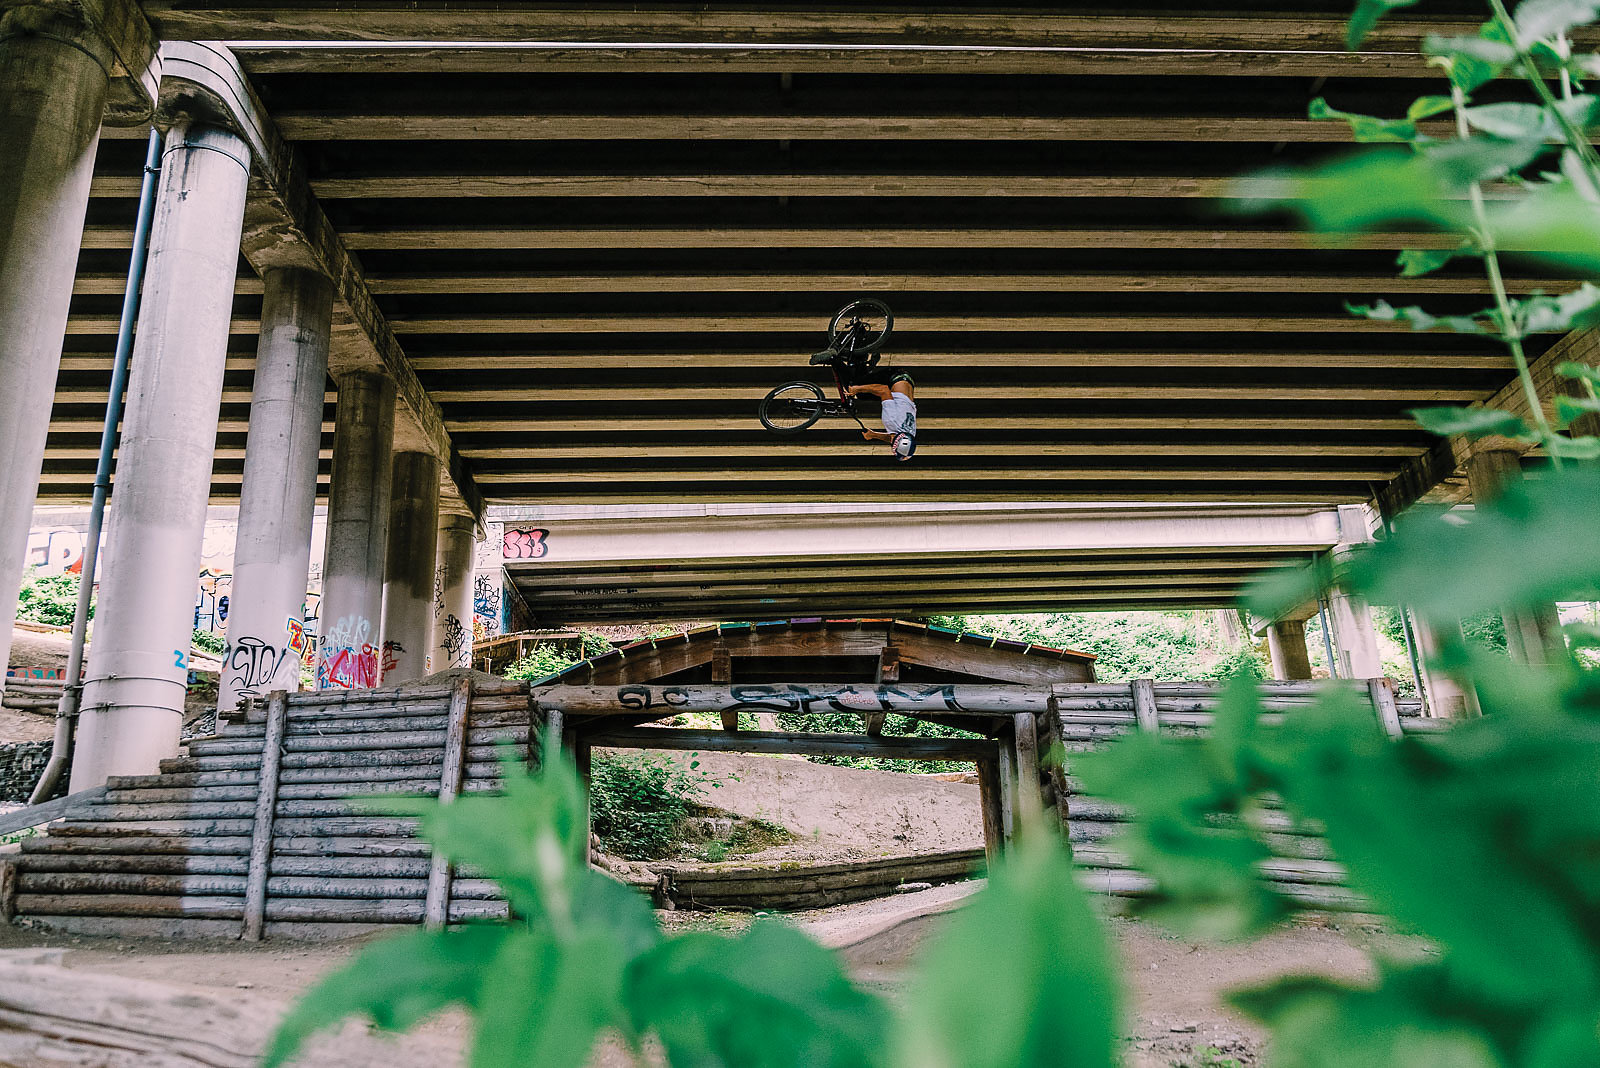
[892,432,917,461]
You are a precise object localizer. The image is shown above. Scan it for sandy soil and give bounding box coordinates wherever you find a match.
[0,891,1407,1066]
[615,748,984,864]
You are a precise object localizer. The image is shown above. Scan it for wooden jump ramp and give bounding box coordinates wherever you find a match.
[2,677,1430,938]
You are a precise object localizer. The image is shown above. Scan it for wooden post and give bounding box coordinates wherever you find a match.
[1367,677,1403,738]
[1042,696,1074,856]
[866,646,901,736]
[424,675,472,929]
[996,724,1017,845]
[573,734,593,866]
[541,708,564,766]
[241,689,289,942]
[1131,678,1160,733]
[1010,712,1044,836]
[712,645,737,731]
[976,755,1005,865]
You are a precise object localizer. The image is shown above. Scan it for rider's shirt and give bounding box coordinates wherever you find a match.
[881,394,917,437]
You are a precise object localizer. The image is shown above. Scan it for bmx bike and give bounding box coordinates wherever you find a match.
[758,298,895,435]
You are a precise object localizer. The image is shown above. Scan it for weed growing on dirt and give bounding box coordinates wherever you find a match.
[589,751,722,860]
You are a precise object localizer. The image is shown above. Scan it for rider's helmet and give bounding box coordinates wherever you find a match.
[892,432,917,461]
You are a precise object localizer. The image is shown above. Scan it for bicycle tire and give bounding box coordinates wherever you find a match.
[827,298,894,356]
[760,380,828,434]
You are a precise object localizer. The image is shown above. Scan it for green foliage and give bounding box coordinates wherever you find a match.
[264,744,1120,1068]
[501,643,581,682]
[15,569,86,627]
[774,711,983,773]
[191,628,225,655]
[578,630,612,658]
[589,751,718,860]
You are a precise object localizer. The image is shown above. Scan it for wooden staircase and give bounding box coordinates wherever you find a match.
[10,677,530,939]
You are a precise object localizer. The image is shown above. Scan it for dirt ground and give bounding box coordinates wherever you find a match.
[0,887,1410,1066]
[622,748,985,864]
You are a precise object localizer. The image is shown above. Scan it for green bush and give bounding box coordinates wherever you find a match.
[502,643,581,682]
[191,628,225,655]
[773,711,982,774]
[15,569,86,627]
[590,751,717,860]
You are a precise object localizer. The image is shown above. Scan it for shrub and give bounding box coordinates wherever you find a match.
[590,751,717,860]
[191,628,225,655]
[502,643,581,682]
[15,569,86,627]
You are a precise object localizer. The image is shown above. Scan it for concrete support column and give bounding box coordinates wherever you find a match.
[1466,449,1565,664]
[1327,589,1384,680]
[71,123,251,790]
[1412,615,1480,719]
[316,371,395,690]
[1266,618,1313,680]
[432,513,477,671]
[219,269,333,710]
[0,19,112,681]
[380,451,441,682]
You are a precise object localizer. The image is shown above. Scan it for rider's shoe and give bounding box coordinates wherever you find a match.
[809,347,839,365]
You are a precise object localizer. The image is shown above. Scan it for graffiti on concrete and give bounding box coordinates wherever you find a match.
[432,564,447,621]
[440,614,470,668]
[194,568,232,633]
[317,614,377,690]
[380,639,405,678]
[502,527,549,560]
[223,635,290,699]
[473,572,501,641]
[4,666,64,680]
[285,617,308,659]
[25,528,84,574]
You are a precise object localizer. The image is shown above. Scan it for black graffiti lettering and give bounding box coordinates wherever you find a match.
[662,687,690,707]
[225,636,284,698]
[728,684,797,714]
[618,685,652,711]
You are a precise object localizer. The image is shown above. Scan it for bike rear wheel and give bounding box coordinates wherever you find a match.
[760,381,828,434]
[827,298,893,356]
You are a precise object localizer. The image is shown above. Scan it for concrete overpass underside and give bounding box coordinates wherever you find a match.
[42,2,1578,508]
[494,504,1353,623]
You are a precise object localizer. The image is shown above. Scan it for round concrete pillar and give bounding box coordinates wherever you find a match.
[73,122,251,790]
[317,371,396,690]
[0,20,111,682]
[380,451,441,683]
[1266,618,1313,681]
[432,513,478,671]
[219,269,334,710]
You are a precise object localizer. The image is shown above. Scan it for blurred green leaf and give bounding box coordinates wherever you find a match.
[262,925,510,1068]
[628,923,890,1068]
[1347,299,1495,334]
[1463,101,1551,138]
[1557,360,1600,386]
[1231,973,1501,1068]
[1241,557,1332,620]
[1425,24,1514,92]
[1544,434,1600,459]
[1483,185,1600,275]
[1514,0,1600,47]
[1348,0,1422,50]
[1407,405,1535,439]
[1557,394,1600,426]
[1310,96,1428,142]
[471,929,628,1068]
[1397,246,1475,276]
[896,835,1118,1068]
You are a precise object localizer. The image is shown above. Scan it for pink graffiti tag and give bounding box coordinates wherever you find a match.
[319,644,378,690]
[502,528,550,560]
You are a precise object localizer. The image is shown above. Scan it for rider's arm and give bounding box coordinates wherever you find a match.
[846,383,894,401]
[860,429,895,442]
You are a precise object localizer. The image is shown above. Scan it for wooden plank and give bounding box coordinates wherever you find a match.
[1011,712,1044,835]
[424,676,472,929]
[996,730,1017,845]
[589,726,994,761]
[241,690,287,942]
[1131,679,1160,733]
[536,683,1049,716]
[712,646,737,732]
[0,787,107,838]
[1041,697,1074,851]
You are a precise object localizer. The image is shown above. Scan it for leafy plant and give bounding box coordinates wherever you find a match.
[589,751,719,860]
[192,628,226,655]
[15,569,87,628]
[263,742,1119,1068]
[501,643,582,682]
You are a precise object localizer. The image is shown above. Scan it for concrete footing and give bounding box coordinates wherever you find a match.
[73,123,251,790]
[1266,618,1313,681]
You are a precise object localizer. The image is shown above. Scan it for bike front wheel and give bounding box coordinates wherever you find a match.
[827,298,894,356]
[760,381,828,434]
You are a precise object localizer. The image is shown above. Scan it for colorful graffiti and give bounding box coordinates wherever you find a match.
[472,572,501,641]
[502,527,550,560]
[317,614,377,690]
[380,639,405,679]
[25,528,84,575]
[194,568,232,633]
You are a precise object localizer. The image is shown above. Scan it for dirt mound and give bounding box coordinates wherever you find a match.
[610,748,984,861]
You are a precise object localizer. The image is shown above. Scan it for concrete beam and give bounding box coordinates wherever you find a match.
[150,41,483,525]
[1,0,160,123]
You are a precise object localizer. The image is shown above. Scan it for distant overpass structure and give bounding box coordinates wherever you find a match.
[487,502,1364,624]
